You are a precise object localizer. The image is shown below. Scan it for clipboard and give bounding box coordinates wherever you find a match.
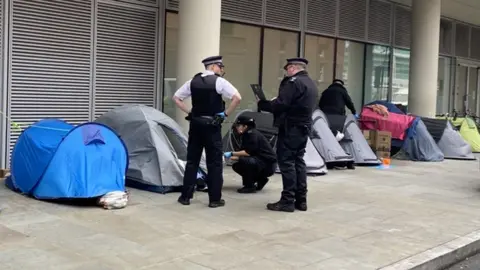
[250,84,266,101]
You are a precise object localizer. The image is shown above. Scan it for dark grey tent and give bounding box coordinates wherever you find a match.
[310,109,355,168]
[421,117,475,160]
[340,114,381,165]
[96,105,207,193]
[222,110,327,175]
[393,118,444,162]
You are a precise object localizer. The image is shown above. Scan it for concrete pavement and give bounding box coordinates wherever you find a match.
[1,158,480,269]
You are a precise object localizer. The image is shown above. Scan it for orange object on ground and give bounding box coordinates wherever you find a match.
[382,158,391,165]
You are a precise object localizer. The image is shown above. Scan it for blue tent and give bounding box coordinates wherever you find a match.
[393,117,444,161]
[6,119,128,199]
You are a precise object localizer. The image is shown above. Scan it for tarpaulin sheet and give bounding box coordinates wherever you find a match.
[360,107,415,140]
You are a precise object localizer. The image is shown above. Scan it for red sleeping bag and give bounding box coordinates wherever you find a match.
[360,107,415,140]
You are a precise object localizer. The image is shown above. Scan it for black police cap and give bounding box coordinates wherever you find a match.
[235,115,256,128]
[283,57,309,70]
[202,56,224,67]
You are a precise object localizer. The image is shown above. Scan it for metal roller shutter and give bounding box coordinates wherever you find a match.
[394,5,411,48]
[94,2,157,118]
[338,0,367,41]
[470,27,480,60]
[132,0,158,6]
[9,0,92,154]
[455,23,470,58]
[222,0,263,24]
[368,0,392,45]
[305,0,337,36]
[166,0,178,10]
[265,0,301,30]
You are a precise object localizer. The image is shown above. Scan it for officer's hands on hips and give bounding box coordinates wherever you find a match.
[223,152,233,159]
[216,112,227,119]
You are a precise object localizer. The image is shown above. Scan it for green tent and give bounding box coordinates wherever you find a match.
[437,117,480,152]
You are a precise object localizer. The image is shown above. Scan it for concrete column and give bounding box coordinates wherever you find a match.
[407,0,441,117]
[175,0,222,132]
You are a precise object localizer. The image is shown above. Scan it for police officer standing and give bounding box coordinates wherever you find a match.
[257,58,318,212]
[173,56,242,208]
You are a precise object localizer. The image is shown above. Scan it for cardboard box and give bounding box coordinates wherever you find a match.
[373,131,391,152]
[363,130,373,146]
[376,150,391,159]
[363,130,392,152]
[0,169,9,178]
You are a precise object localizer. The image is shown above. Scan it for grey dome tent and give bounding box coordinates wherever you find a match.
[421,117,475,160]
[310,109,355,167]
[393,118,444,162]
[340,114,381,165]
[222,110,327,175]
[95,105,207,194]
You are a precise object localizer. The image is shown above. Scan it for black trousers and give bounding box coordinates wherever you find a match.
[276,125,309,204]
[325,113,347,136]
[232,157,275,187]
[182,121,223,202]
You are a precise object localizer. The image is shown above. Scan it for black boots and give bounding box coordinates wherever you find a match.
[266,201,295,212]
[256,178,269,191]
[266,198,307,212]
[237,186,256,194]
[295,201,307,211]
[177,195,191,205]
[178,185,225,208]
[208,199,225,208]
[346,162,355,170]
[177,186,195,206]
[237,177,269,193]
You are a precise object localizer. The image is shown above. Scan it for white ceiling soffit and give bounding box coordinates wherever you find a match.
[389,0,480,26]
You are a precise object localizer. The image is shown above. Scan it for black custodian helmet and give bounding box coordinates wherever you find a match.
[235,115,256,128]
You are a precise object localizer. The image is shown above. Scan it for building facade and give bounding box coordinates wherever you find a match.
[0,0,479,167]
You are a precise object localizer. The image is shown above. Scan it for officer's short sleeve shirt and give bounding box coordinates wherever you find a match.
[173,70,239,100]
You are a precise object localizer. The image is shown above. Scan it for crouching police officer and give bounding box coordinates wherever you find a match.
[224,115,277,194]
[257,58,318,212]
[173,56,242,208]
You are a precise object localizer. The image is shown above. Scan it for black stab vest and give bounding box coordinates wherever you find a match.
[190,72,225,116]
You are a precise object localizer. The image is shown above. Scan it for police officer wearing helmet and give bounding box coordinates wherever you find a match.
[224,115,277,194]
[173,55,242,208]
[257,57,318,212]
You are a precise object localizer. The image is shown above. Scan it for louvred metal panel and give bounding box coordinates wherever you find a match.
[8,0,92,156]
[368,0,392,45]
[265,0,301,29]
[222,0,263,24]
[394,5,411,48]
[94,2,157,118]
[305,0,337,36]
[167,0,178,10]
[338,0,367,41]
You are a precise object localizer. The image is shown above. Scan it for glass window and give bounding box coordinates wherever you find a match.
[163,12,179,118]
[261,29,299,98]
[364,45,390,104]
[436,57,451,115]
[467,67,478,114]
[335,40,365,111]
[391,48,410,106]
[304,35,335,93]
[220,22,261,133]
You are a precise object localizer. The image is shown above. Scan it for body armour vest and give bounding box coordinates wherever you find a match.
[190,73,225,116]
